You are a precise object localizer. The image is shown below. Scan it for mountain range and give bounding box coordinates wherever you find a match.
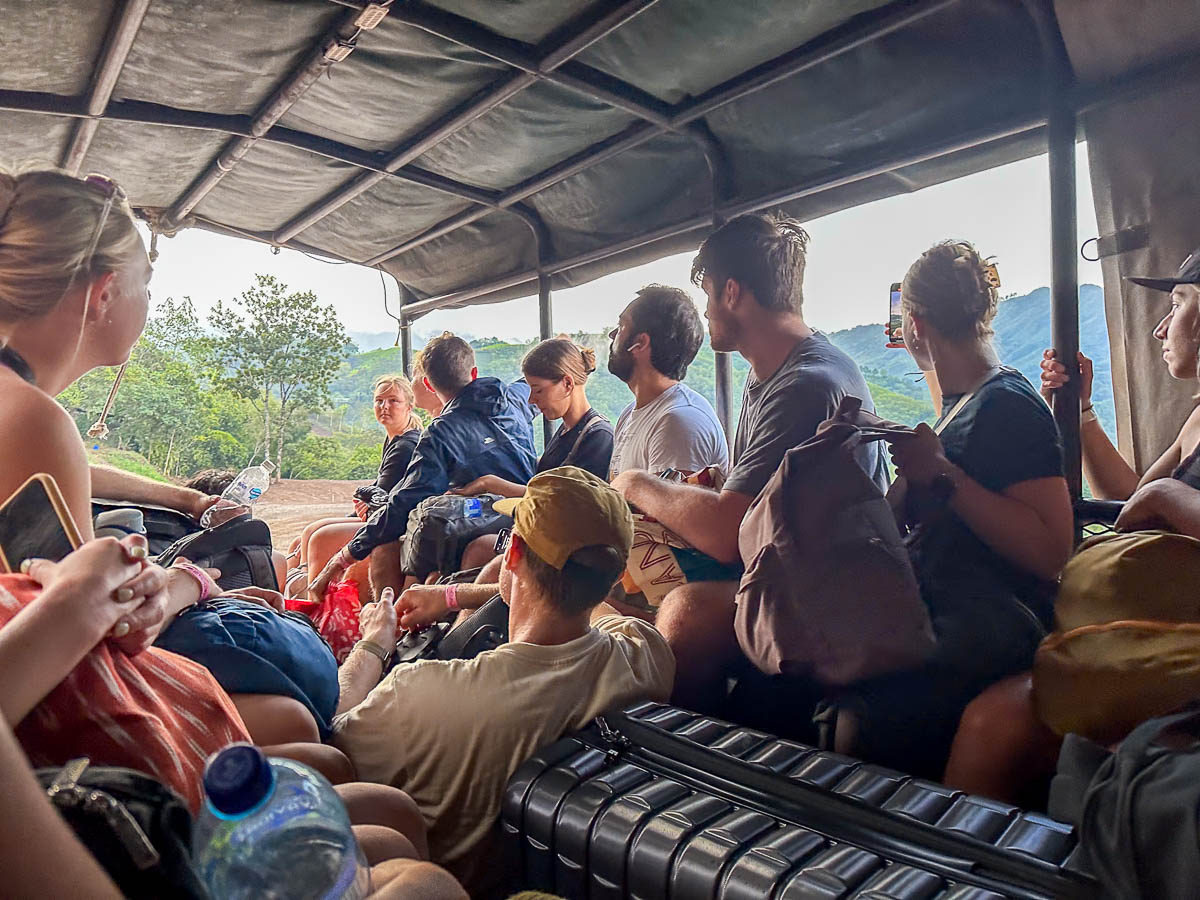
[337,284,1114,438]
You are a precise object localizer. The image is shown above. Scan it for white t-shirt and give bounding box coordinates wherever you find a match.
[330,616,675,885]
[608,382,729,479]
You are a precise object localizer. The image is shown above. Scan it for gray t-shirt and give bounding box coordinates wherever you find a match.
[609,382,729,479]
[726,332,888,499]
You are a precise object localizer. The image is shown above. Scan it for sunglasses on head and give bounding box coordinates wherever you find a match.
[494,528,512,554]
[55,173,128,306]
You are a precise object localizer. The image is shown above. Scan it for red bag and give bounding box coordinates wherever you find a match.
[286,580,362,663]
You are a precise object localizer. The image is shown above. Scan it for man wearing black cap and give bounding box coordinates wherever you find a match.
[1042,247,1200,535]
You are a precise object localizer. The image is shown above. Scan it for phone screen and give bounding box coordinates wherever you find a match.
[0,476,79,572]
[887,283,904,346]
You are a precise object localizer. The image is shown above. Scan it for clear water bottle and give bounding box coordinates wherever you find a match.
[200,459,276,527]
[194,744,370,900]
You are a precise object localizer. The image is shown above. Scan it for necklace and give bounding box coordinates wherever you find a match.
[0,344,35,386]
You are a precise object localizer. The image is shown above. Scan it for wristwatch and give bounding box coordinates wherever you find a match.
[354,639,392,667]
[930,470,958,505]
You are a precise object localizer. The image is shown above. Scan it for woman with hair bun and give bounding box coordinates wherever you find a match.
[454,335,613,493]
[844,240,1074,779]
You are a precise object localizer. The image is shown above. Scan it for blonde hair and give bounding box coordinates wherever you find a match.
[521,335,597,386]
[0,167,142,324]
[902,240,999,341]
[373,372,422,432]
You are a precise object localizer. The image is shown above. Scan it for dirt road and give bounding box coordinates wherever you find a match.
[254,479,370,549]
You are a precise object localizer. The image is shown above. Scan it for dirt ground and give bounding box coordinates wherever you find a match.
[254,479,370,549]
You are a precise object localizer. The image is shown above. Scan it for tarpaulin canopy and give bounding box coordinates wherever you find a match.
[0,0,1187,322]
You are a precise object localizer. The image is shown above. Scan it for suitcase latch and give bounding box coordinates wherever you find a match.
[595,716,631,763]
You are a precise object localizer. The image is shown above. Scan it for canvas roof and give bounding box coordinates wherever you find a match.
[0,0,1189,318]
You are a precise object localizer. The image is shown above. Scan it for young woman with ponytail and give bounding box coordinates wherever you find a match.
[454,335,614,492]
[843,240,1074,779]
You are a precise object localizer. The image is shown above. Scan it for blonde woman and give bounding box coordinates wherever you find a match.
[287,374,423,596]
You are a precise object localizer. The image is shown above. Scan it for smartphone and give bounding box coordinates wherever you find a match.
[887,282,904,347]
[0,474,82,573]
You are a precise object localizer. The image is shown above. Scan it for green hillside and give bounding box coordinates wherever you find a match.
[332,283,1110,454]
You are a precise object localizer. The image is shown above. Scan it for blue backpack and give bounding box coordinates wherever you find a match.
[156,598,339,739]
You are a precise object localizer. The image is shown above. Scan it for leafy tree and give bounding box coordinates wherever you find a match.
[207,274,348,475]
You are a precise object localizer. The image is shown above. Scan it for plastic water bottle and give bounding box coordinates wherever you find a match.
[193,744,370,900]
[200,459,276,527]
[93,508,146,540]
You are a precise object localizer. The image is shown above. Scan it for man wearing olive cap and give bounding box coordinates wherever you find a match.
[331,466,674,888]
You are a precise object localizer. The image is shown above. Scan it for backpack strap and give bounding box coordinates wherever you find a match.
[563,414,605,466]
[242,547,280,592]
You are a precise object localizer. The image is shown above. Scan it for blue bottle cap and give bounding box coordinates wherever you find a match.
[203,743,274,817]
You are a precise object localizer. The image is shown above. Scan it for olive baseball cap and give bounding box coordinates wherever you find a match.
[1127,248,1200,293]
[493,466,633,570]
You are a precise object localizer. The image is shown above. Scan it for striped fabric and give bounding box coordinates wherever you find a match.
[0,575,251,811]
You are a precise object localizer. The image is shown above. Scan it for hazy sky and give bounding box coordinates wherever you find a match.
[144,143,1101,344]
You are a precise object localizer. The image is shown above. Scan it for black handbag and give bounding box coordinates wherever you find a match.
[37,758,209,899]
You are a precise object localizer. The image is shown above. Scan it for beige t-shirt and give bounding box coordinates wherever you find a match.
[330,616,674,877]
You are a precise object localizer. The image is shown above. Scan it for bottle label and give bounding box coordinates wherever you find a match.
[226,781,323,850]
[464,498,482,517]
[248,487,262,500]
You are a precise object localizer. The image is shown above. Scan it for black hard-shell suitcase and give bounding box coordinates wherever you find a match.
[502,702,1095,899]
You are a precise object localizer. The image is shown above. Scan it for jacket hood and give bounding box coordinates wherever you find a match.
[450,376,508,416]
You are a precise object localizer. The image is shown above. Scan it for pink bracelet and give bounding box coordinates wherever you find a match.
[445,583,459,611]
[173,561,212,604]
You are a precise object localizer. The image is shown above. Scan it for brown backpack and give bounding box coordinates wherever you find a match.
[734,397,935,686]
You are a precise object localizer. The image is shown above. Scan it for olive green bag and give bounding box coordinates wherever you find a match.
[1033,530,1200,743]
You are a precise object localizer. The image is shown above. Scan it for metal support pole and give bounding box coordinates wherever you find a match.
[538,271,554,445]
[1021,0,1082,500]
[1049,104,1081,499]
[400,321,413,378]
[714,351,734,448]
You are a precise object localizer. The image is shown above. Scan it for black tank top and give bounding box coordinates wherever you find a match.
[1171,444,1200,491]
[0,345,35,385]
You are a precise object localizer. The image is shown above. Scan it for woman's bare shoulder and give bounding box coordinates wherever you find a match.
[0,377,88,496]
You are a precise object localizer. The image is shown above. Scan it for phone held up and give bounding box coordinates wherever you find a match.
[0,473,82,573]
[886,282,904,348]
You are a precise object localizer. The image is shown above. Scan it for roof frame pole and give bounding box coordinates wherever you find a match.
[161,2,382,230]
[363,0,959,268]
[695,122,735,447]
[394,278,415,377]
[1022,0,1082,501]
[276,0,660,246]
[538,272,555,444]
[60,0,152,174]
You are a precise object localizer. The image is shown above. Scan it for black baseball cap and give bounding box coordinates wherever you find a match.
[1127,248,1200,293]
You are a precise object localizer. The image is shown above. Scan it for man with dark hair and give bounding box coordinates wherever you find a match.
[611,213,887,710]
[606,284,728,478]
[331,467,673,888]
[308,332,537,599]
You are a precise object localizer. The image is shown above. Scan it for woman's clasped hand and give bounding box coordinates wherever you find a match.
[20,535,169,655]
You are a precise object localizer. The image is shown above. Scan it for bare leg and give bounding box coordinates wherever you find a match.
[230,693,320,745]
[368,859,467,899]
[656,581,740,714]
[271,550,287,592]
[298,516,356,565]
[369,541,406,601]
[264,742,356,785]
[307,522,367,588]
[942,674,1061,804]
[459,535,498,572]
[353,825,418,865]
[335,782,429,860]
